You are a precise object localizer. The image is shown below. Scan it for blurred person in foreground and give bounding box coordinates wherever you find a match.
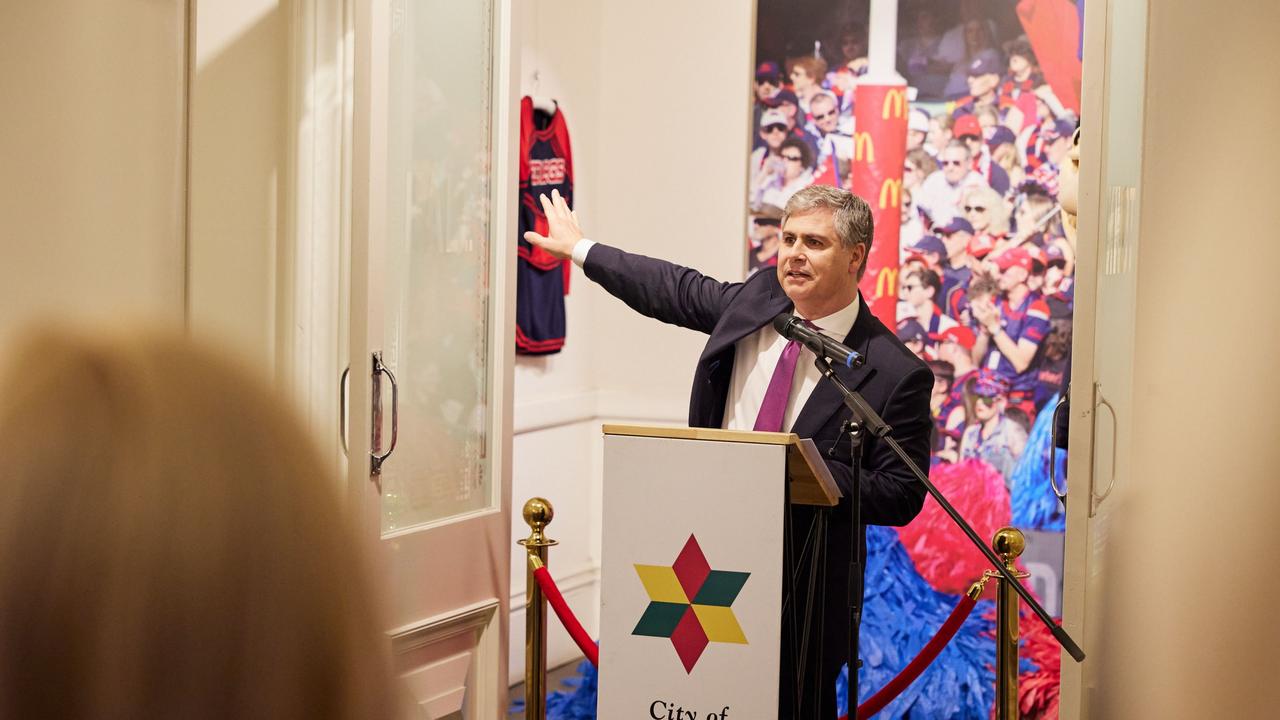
[0,329,399,720]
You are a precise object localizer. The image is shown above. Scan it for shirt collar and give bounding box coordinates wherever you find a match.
[796,292,860,341]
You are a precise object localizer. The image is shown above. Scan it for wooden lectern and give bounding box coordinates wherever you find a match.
[595,424,842,719]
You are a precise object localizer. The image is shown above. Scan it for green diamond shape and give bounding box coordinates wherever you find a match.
[632,602,689,638]
[691,570,750,607]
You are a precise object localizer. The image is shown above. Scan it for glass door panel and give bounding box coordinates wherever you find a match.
[381,0,497,533]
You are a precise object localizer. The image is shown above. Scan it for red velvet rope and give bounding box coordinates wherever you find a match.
[533,565,600,668]
[531,561,976,718]
[839,592,979,720]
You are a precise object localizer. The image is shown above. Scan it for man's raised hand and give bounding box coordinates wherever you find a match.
[523,188,583,260]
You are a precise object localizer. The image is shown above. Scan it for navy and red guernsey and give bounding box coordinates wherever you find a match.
[516,96,574,355]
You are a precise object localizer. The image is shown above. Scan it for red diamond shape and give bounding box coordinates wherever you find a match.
[669,606,709,673]
[671,535,711,601]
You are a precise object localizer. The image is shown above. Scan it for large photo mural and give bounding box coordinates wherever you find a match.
[748,0,1082,716]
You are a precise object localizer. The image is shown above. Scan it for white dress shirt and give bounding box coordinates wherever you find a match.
[720,298,859,432]
[570,239,859,432]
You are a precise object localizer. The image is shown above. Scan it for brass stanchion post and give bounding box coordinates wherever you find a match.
[517,498,557,720]
[991,527,1029,720]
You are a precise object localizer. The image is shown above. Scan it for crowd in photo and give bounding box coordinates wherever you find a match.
[747,4,1079,494]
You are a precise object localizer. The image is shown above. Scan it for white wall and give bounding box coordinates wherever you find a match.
[1092,3,1280,717]
[187,0,292,376]
[0,1,187,347]
[509,0,754,682]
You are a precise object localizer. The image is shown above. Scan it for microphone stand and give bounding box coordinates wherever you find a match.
[813,355,1085,713]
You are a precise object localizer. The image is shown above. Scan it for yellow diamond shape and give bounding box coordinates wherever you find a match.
[634,564,689,604]
[692,604,747,644]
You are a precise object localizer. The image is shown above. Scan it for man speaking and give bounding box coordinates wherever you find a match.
[526,185,932,718]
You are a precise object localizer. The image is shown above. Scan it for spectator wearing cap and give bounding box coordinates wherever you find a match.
[747,204,784,274]
[807,92,853,189]
[749,108,790,208]
[916,139,986,227]
[904,234,946,273]
[960,370,1028,485]
[988,126,1026,190]
[1042,242,1075,310]
[896,318,929,359]
[951,52,1003,117]
[933,326,979,431]
[935,217,975,313]
[941,11,1001,98]
[972,246,1053,413]
[759,137,815,210]
[908,108,932,154]
[755,61,782,105]
[753,61,783,143]
[769,89,822,159]
[899,266,958,348]
[963,184,1013,256]
[787,55,829,124]
[999,39,1043,111]
[1029,119,1076,197]
[954,114,1010,196]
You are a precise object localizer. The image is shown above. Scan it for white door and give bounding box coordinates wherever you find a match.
[1058,0,1149,716]
[348,0,518,717]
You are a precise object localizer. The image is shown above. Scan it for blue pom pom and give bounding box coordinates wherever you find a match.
[1009,392,1068,532]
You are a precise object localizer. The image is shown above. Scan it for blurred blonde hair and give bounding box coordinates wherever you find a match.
[0,329,397,720]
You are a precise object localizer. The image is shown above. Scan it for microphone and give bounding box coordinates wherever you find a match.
[772,313,865,368]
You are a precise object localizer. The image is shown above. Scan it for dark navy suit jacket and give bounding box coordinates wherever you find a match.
[584,243,933,715]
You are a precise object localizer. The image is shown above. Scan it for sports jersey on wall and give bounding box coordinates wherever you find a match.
[516,96,574,355]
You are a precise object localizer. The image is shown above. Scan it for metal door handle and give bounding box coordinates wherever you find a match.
[1049,387,1069,501]
[1091,382,1118,514]
[370,352,399,476]
[339,366,350,455]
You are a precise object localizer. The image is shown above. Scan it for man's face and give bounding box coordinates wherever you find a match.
[907,129,926,150]
[941,230,971,258]
[776,210,863,313]
[942,148,969,184]
[961,133,983,158]
[755,79,779,102]
[900,275,927,306]
[967,72,1000,98]
[811,98,838,134]
[938,337,962,364]
[778,101,799,127]
[760,122,788,150]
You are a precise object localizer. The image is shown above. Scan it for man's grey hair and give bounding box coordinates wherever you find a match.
[781,185,874,256]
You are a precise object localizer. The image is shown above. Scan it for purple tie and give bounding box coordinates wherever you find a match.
[753,338,803,432]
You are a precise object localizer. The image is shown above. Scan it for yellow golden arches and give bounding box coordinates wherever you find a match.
[854,132,875,163]
[882,88,907,119]
[879,178,902,209]
[875,266,899,299]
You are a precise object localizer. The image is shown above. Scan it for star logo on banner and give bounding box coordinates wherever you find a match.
[631,534,750,673]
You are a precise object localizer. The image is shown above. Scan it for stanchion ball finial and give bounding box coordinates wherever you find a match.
[993,526,1026,560]
[523,497,554,530]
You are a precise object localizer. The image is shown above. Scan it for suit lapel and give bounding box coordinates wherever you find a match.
[700,272,793,361]
[790,295,878,440]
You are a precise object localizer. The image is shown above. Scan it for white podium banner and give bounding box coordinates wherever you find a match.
[599,433,786,720]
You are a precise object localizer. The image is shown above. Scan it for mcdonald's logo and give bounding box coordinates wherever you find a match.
[879,178,902,209]
[882,88,907,119]
[854,132,875,163]
[875,267,899,299]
